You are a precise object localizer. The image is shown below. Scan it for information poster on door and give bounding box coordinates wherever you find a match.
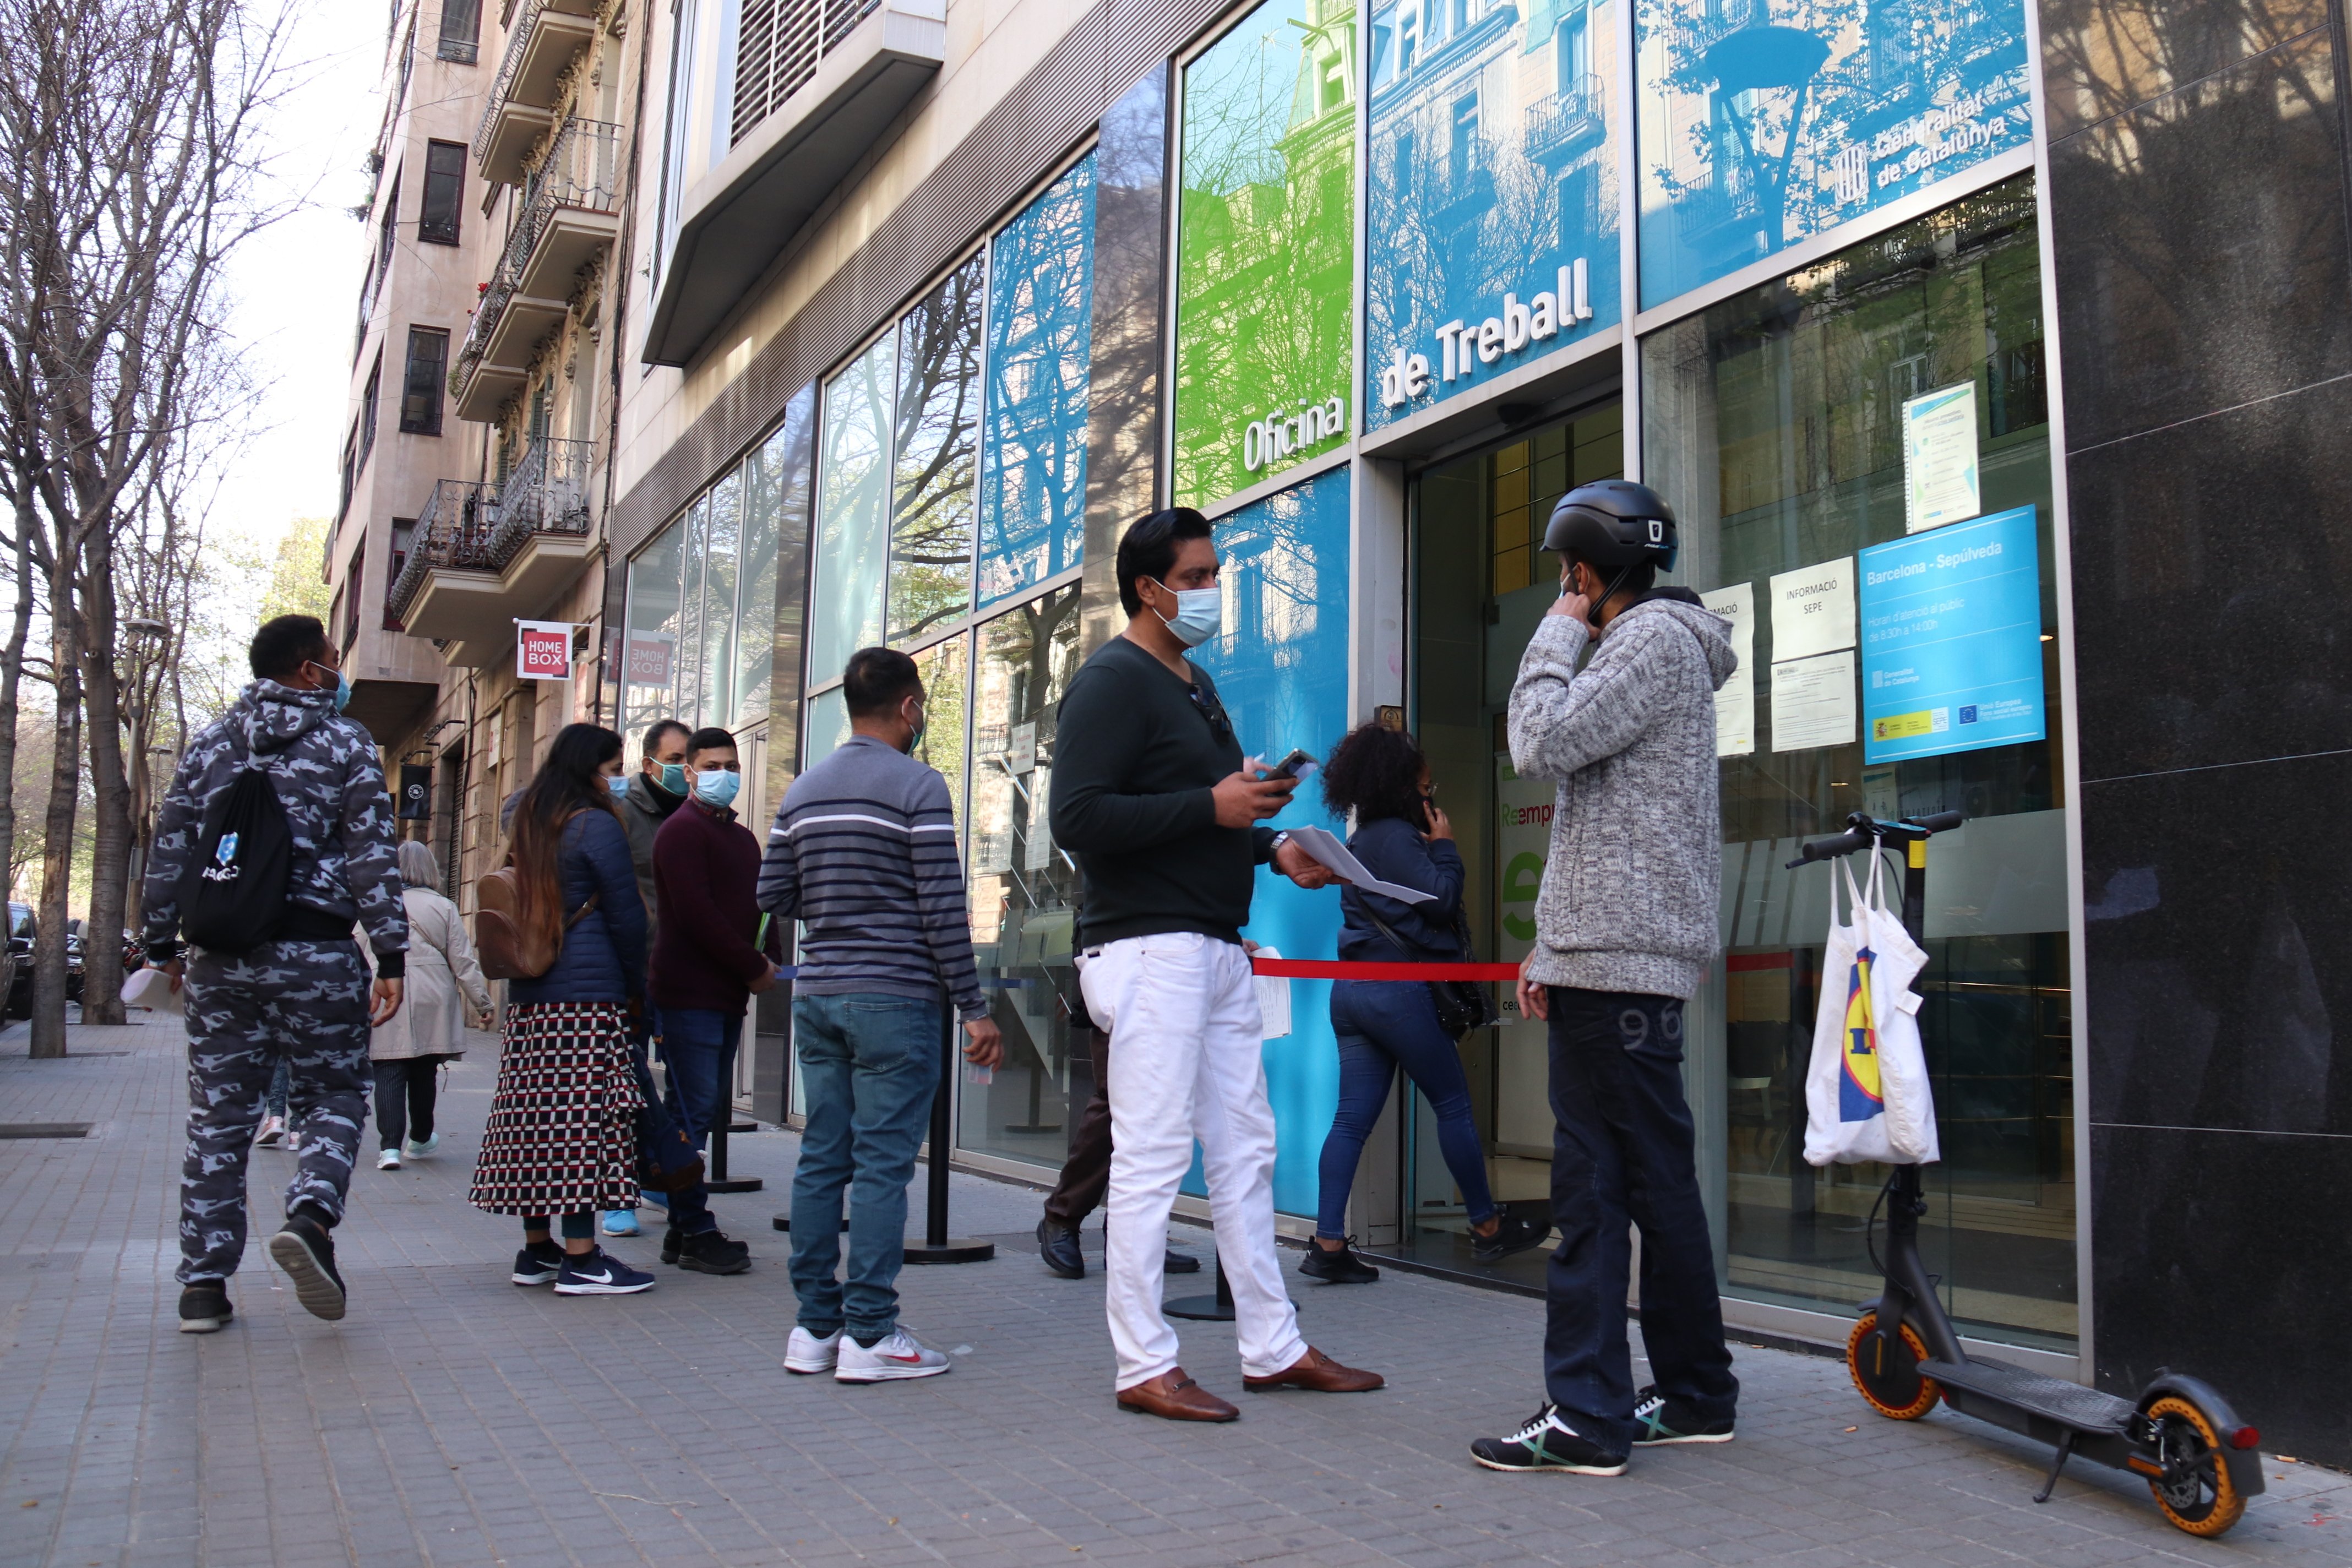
[1902,383,1981,533]
[1700,582,1755,757]
[1859,505,2045,763]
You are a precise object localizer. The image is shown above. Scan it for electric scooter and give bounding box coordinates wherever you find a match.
[1788,811,2263,1538]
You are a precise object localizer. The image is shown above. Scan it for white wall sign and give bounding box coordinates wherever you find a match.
[1701,582,1755,758]
[1379,260,1593,410]
[1771,648,1858,753]
[516,620,581,682]
[1768,557,1855,662]
[1902,382,1981,533]
[1240,396,1348,472]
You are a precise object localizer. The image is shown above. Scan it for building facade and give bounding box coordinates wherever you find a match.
[328,0,2352,1464]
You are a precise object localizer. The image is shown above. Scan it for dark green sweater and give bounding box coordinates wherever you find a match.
[1050,637,1274,948]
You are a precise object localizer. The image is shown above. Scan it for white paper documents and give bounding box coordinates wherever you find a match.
[1251,946,1294,1039]
[1284,824,1436,904]
[1772,648,1858,752]
[1769,557,1855,661]
[1701,581,1755,758]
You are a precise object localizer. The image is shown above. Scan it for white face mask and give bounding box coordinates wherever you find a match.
[1146,578,1223,647]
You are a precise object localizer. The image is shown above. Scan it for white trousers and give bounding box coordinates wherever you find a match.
[1079,932,1309,1390]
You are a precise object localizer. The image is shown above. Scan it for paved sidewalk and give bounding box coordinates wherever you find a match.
[2,1015,2348,1568]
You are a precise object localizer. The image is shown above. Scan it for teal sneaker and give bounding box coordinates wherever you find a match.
[1632,1385,1736,1445]
[1470,1404,1627,1476]
[601,1210,641,1237]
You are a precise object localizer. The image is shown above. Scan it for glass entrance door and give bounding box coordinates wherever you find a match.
[1396,404,1624,1282]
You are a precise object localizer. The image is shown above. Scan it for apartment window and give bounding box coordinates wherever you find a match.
[385,518,415,630]
[436,0,480,62]
[359,353,382,473]
[1556,4,1591,97]
[419,141,464,244]
[339,426,358,520]
[343,542,366,650]
[375,173,399,290]
[1450,94,1479,185]
[399,326,447,434]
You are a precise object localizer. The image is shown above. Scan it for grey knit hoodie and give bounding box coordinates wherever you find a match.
[1507,596,1738,999]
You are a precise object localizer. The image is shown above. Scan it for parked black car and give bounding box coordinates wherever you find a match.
[6,902,31,1019]
[64,917,84,1002]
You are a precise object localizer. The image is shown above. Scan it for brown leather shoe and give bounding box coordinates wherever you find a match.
[1116,1368,1240,1422]
[1244,1346,1386,1393]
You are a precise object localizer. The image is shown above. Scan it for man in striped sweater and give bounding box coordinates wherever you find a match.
[758,646,1003,1384]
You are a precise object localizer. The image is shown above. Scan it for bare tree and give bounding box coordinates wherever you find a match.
[0,0,291,1052]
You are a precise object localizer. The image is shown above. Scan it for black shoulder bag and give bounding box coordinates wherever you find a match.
[1356,899,1495,1042]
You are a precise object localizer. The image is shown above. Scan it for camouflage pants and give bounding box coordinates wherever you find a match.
[178,940,372,1284]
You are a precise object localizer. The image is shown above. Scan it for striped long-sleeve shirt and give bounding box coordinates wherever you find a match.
[756,734,987,1020]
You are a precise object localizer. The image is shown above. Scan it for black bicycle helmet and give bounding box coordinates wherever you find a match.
[1542,480,1680,573]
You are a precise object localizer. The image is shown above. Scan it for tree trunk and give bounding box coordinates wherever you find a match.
[29,557,80,1058]
[0,510,35,902]
[81,534,129,1024]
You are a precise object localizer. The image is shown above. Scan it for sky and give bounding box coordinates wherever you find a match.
[210,1,394,562]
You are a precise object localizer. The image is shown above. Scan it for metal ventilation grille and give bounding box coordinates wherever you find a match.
[732,0,883,148]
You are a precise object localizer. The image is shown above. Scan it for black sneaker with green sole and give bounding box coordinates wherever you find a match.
[1632,1385,1736,1445]
[1469,1404,1628,1475]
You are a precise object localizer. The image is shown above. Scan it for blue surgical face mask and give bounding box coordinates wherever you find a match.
[694,768,741,808]
[606,774,631,799]
[657,761,688,796]
[306,660,353,712]
[1146,578,1222,648]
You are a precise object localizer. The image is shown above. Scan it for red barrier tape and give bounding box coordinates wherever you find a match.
[1249,959,1523,982]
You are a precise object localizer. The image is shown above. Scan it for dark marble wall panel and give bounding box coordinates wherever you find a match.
[1080,63,1170,657]
[2064,373,2352,782]
[2090,1121,2352,1457]
[2039,0,2331,138]
[2050,26,2349,451]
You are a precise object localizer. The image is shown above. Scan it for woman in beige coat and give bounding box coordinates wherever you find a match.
[374,841,492,1169]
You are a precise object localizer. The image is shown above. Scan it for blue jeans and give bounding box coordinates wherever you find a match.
[1542,987,1738,1452]
[656,1006,738,1152]
[628,1021,713,1236]
[1319,979,1495,1238]
[788,992,941,1341]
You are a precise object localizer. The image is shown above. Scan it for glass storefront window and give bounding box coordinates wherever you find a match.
[811,332,897,689]
[1642,174,2070,1349]
[1173,0,1358,508]
[890,258,985,643]
[978,156,1095,610]
[700,467,742,726]
[677,493,709,723]
[909,633,969,858]
[620,521,685,738]
[1363,0,1619,431]
[958,585,1084,1166]
[734,421,789,729]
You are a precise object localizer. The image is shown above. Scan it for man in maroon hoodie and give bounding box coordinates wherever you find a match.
[652,726,785,1178]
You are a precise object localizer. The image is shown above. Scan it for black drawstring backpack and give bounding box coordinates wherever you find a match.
[177,753,293,954]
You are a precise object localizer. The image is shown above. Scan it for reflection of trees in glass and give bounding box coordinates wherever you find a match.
[911,634,969,854]
[891,258,985,641]
[677,495,708,723]
[622,523,685,738]
[981,160,1094,608]
[810,334,896,686]
[1638,0,2027,280]
[701,469,742,725]
[969,586,1082,929]
[1174,0,1357,509]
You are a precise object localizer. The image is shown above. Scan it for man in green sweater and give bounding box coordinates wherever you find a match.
[1052,508,1384,1422]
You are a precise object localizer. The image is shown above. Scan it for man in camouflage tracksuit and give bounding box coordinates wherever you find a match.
[142,614,409,1332]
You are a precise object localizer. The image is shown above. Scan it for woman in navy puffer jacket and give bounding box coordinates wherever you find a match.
[468,723,658,1296]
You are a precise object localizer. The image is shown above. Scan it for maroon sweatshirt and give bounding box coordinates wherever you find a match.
[650,797,781,1014]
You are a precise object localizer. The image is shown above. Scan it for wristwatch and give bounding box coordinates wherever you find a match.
[1270,830,1292,856]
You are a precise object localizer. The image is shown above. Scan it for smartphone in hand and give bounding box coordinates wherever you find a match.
[1262,748,1319,781]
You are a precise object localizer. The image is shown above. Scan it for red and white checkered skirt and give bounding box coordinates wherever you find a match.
[467,1001,643,1217]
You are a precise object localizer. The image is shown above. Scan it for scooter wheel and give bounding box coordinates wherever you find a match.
[2142,1395,2246,1537]
[1846,1312,1939,1420]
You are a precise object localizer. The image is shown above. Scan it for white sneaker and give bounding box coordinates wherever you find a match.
[376,1148,402,1170]
[834,1327,950,1383]
[402,1134,439,1158]
[254,1115,285,1148]
[785,1326,842,1375]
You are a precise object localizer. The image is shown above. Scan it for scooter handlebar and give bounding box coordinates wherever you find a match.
[1910,809,1964,834]
[1791,827,1871,866]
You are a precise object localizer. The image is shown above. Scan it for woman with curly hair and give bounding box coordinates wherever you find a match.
[467,723,657,1296]
[1302,723,1549,1283]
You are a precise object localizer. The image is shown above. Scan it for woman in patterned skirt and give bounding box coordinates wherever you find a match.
[469,723,658,1295]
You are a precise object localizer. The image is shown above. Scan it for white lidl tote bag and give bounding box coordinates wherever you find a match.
[1804,851,1940,1167]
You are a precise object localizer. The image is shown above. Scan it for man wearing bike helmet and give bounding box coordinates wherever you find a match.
[1471,480,1743,1478]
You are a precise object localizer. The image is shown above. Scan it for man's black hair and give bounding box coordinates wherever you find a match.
[842,646,923,718]
[1569,553,1658,601]
[641,718,690,758]
[249,614,329,681]
[685,725,737,760]
[1115,508,1215,617]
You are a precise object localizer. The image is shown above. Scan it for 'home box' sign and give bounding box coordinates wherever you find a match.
[1379,259,1594,410]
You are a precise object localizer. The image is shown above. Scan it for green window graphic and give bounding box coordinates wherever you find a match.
[1173,0,1358,510]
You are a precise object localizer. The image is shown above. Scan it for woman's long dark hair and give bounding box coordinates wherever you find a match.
[509,723,623,955]
[1319,722,1429,827]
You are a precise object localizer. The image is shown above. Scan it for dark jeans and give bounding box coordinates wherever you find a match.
[1319,979,1495,1238]
[1042,1026,1111,1229]
[627,1021,714,1236]
[788,992,940,1341]
[264,1057,291,1120]
[1543,986,1738,1453]
[656,1005,738,1152]
[372,1057,447,1150]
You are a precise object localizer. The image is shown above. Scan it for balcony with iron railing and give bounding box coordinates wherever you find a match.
[1524,75,1605,164]
[388,439,600,665]
[473,0,599,184]
[450,117,625,422]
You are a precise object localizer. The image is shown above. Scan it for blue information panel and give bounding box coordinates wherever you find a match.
[1858,505,2044,763]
